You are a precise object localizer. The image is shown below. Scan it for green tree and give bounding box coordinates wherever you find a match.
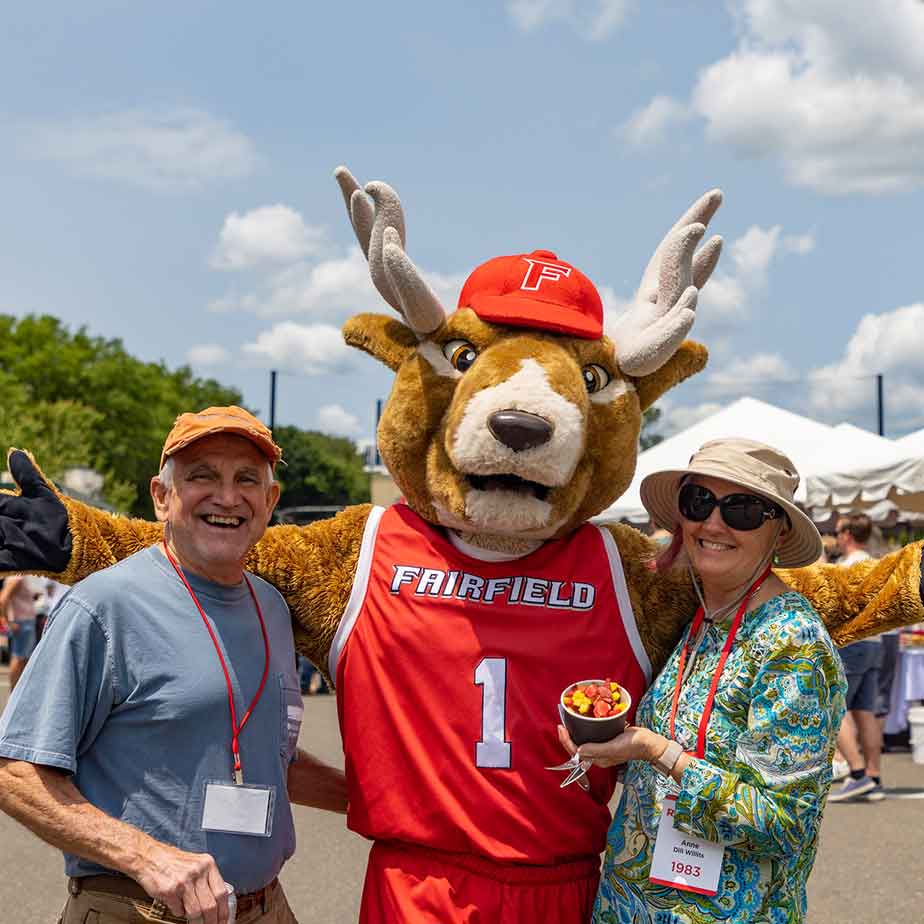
[274,426,370,509]
[640,405,664,451]
[0,315,242,514]
[0,370,135,509]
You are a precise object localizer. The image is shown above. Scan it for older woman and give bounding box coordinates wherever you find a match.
[561,438,846,924]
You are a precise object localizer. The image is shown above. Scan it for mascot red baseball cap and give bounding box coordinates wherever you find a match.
[458,249,603,339]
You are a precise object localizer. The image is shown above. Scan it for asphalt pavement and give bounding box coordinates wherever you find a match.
[1,674,922,923]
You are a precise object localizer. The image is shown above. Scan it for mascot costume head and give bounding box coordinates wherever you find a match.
[334,166,719,551]
[1,166,922,924]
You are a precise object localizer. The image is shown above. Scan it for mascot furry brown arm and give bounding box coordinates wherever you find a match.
[2,167,923,922]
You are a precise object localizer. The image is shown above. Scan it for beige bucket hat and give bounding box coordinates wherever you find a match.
[639,437,823,568]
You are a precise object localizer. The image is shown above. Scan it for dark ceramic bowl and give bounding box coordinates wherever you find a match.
[558,679,631,746]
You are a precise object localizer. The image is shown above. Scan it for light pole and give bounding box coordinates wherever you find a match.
[876,373,884,436]
[269,369,277,430]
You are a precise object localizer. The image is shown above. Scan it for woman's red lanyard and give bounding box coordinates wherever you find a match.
[669,564,772,759]
[162,542,270,785]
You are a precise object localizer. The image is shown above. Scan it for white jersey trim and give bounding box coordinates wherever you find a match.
[328,505,386,682]
[596,525,653,684]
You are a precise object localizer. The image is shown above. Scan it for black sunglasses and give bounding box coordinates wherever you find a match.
[678,482,783,532]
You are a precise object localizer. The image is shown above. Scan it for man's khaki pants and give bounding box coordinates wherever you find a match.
[58,878,298,924]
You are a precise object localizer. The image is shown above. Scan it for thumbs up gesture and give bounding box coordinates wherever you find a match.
[0,450,72,573]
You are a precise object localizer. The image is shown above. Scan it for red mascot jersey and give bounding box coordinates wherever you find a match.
[331,504,651,865]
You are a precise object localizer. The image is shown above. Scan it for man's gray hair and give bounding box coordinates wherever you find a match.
[157,457,275,490]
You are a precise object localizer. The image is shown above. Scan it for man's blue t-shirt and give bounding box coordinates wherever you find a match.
[0,545,302,893]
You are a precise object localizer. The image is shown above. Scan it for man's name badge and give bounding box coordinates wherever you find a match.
[649,795,723,896]
[201,781,275,838]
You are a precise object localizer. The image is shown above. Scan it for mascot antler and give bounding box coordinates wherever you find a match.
[335,165,446,336]
[611,189,723,377]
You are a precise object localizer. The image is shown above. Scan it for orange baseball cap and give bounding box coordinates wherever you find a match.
[160,406,282,470]
[458,249,603,339]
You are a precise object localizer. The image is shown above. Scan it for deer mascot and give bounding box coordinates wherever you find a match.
[1,167,922,923]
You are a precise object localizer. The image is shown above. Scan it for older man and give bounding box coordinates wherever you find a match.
[0,406,346,924]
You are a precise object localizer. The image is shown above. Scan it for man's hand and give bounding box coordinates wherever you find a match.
[0,451,72,573]
[0,761,234,923]
[133,842,231,924]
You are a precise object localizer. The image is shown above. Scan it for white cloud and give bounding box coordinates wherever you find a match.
[186,344,230,366]
[696,273,748,323]
[706,352,797,395]
[655,399,724,435]
[241,322,354,375]
[210,247,375,317]
[211,205,325,269]
[620,95,692,147]
[600,285,633,340]
[697,223,813,329]
[808,302,924,426]
[604,221,812,339]
[427,270,470,314]
[729,225,781,281]
[318,403,362,437]
[210,244,467,322]
[708,223,816,324]
[665,302,924,435]
[782,233,815,256]
[506,0,635,41]
[24,107,259,189]
[687,0,924,195]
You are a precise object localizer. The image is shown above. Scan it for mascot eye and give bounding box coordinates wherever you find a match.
[443,340,478,372]
[582,364,611,394]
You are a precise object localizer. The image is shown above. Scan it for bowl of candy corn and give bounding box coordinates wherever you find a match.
[559,679,631,745]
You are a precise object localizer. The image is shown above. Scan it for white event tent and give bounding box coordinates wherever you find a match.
[806,423,924,515]
[895,426,924,456]
[598,397,924,524]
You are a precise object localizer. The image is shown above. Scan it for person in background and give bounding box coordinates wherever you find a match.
[821,533,840,564]
[868,527,902,746]
[822,531,852,781]
[877,623,902,746]
[34,577,69,643]
[0,406,347,924]
[297,656,329,695]
[828,513,885,802]
[0,574,45,691]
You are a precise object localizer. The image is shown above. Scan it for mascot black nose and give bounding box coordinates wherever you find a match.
[488,410,554,452]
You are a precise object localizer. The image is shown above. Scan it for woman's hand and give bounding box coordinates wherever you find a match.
[558,724,668,768]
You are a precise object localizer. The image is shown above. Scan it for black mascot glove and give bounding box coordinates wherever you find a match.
[0,451,73,573]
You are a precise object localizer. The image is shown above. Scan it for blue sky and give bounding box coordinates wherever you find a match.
[3,1,924,443]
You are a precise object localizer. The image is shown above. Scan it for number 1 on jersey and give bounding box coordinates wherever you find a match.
[474,657,511,768]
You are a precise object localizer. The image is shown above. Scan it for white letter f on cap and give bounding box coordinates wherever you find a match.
[520,258,572,292]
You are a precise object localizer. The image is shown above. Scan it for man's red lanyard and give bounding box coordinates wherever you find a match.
[669,564,772,760]
[162,542,270,784]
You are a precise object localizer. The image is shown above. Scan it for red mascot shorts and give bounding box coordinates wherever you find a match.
[359,842,600,924]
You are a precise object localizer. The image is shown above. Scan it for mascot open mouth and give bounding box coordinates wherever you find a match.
[466,473,551,501]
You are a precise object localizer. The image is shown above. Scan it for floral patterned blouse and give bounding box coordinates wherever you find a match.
[594,591,847,924]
